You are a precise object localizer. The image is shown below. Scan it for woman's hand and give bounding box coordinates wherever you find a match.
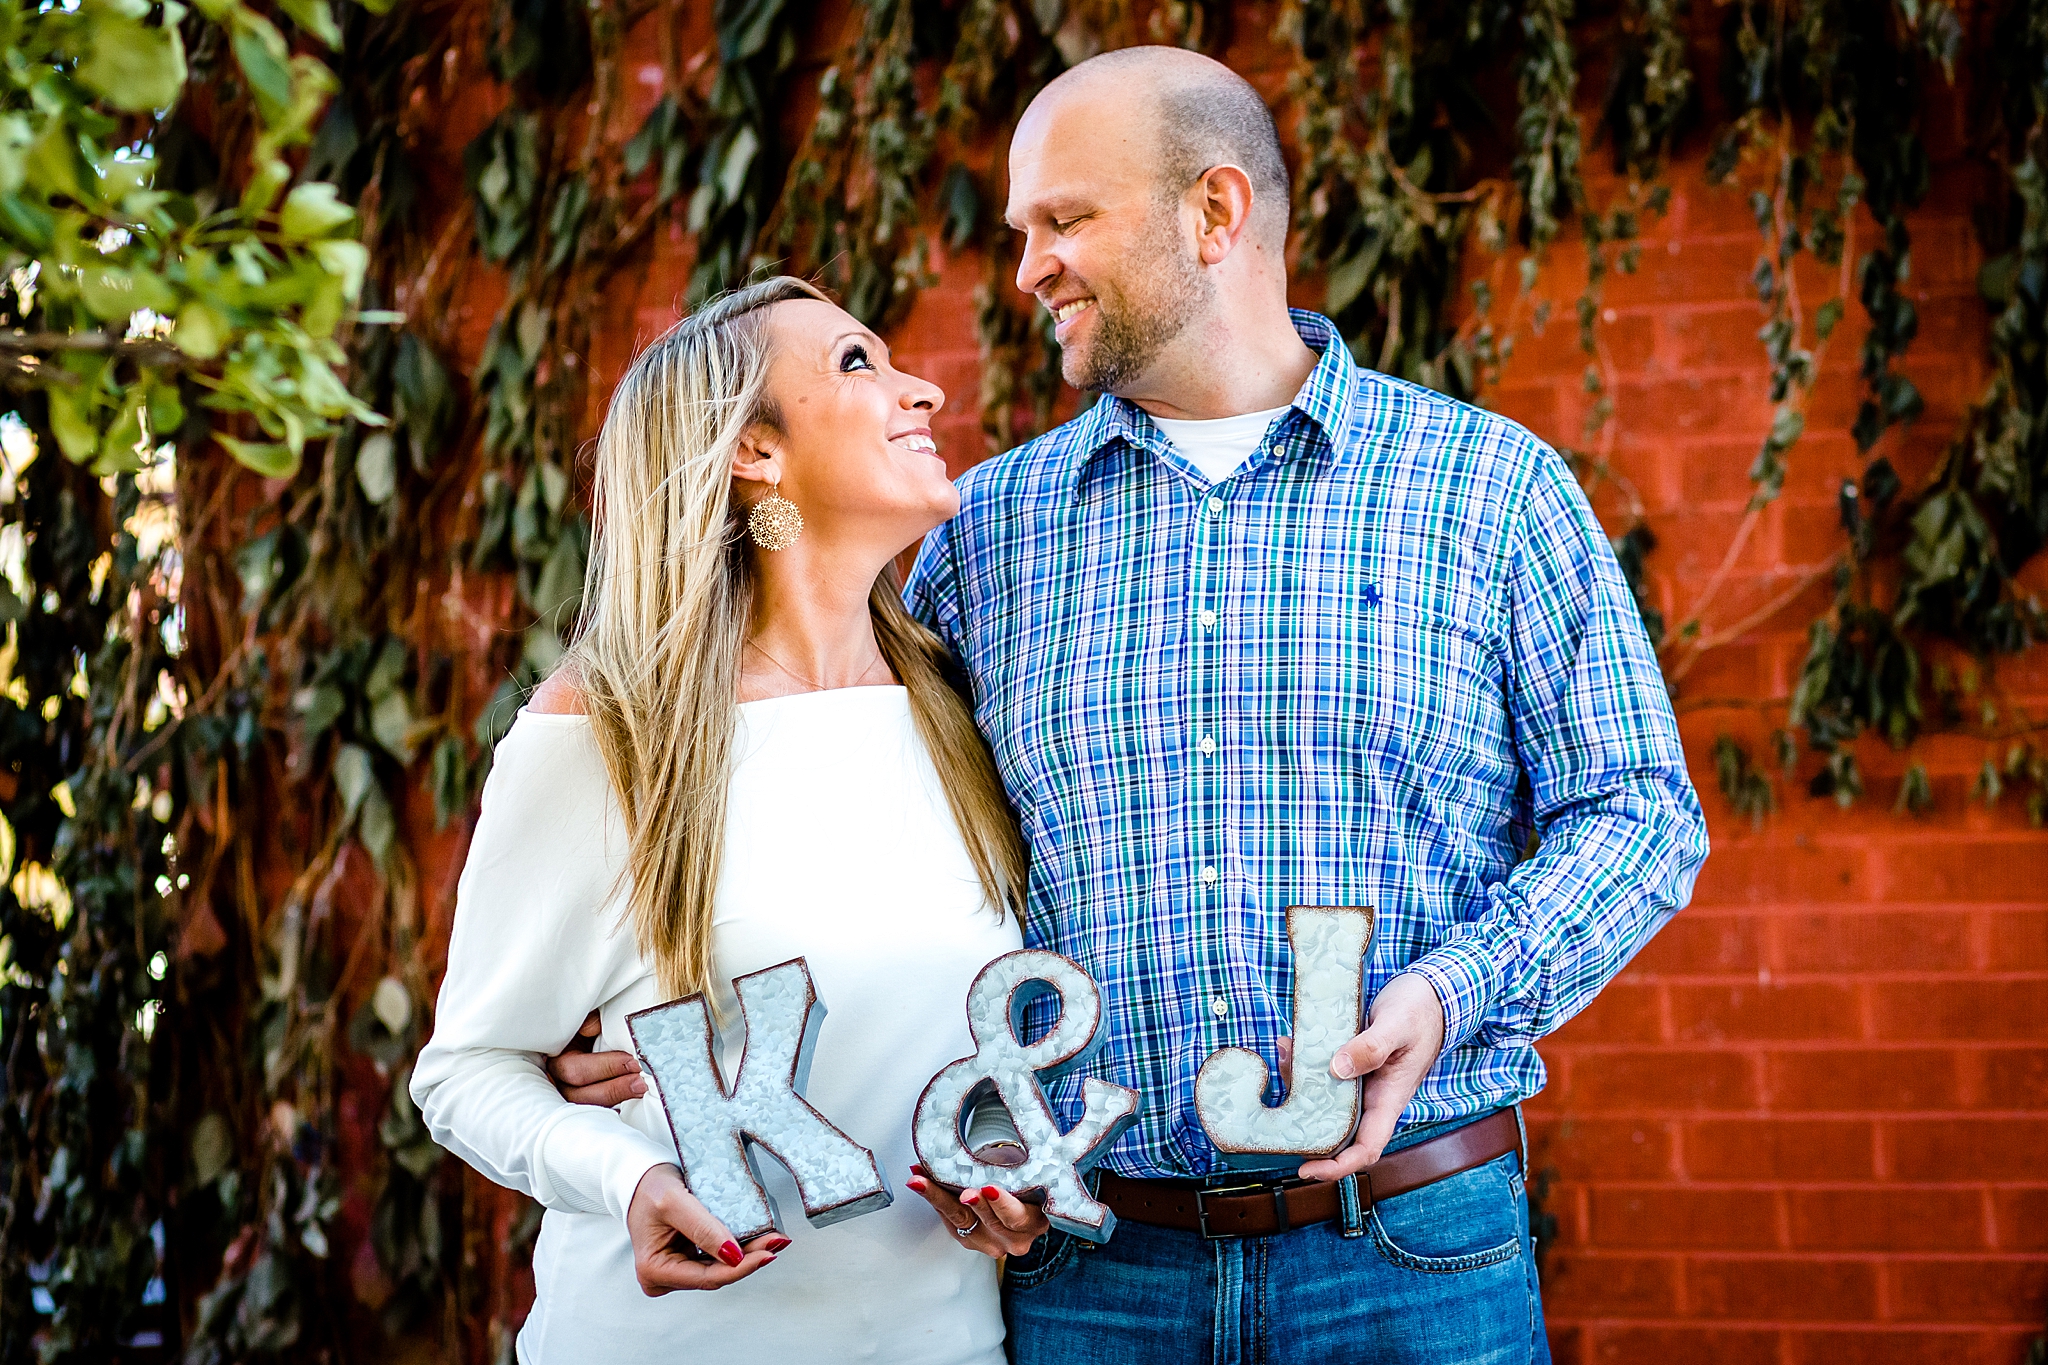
[626,1164,787,1294]
[905,1165,1048,1258]
[547,1010,648,1107]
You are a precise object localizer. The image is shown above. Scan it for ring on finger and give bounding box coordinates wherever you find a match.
[952,1221,975,1238]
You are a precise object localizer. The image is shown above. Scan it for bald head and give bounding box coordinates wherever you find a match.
[1029,47,1290,248]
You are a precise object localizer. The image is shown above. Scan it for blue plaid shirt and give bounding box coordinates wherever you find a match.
[906,311,1708,1179]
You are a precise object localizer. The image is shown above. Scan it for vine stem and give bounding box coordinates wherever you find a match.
[1666,552,1844,684]
[1665,120,1858,676]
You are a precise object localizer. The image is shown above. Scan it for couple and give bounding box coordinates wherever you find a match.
[412,45,1708,1365]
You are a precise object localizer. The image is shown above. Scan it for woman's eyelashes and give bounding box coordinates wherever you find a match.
[839,343,876,374]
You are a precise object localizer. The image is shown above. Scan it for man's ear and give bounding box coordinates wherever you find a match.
[730,424,779,485]
[1193,165,1256,266]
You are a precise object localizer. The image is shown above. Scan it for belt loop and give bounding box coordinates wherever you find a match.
[1336,1173,1366,1238]
[1512,1104,1529,1178]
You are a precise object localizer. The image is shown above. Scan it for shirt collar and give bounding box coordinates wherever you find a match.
[1063,310,1357,494]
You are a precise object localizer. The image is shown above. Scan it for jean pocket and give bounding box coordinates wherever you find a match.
[1367,1154,1525,1275]
[1002,1230,1081,1292]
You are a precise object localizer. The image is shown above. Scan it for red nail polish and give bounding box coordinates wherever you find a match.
[981,1186,1002,1201]
[717,1239,744,1267]
[764,1236,792,1253]
[960,1189,979,1205]
[906,1177,927,1192]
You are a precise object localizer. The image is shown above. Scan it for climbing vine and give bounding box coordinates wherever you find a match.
[5,1,2048,1362]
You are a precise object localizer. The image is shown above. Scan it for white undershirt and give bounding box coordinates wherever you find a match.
[1150,404,1293,485]
[413,688,1018,1365]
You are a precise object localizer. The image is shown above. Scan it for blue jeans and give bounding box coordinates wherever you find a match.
[1002,1116,1549,1365]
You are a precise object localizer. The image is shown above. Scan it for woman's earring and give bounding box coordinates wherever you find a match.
[748,466,803,551]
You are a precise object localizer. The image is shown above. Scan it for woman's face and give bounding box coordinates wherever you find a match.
[741,298,957,553]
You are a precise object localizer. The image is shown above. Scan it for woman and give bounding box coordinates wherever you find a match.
[412,277,1046,1363]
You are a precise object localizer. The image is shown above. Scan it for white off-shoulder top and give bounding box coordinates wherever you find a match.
[412,686,1019,1364]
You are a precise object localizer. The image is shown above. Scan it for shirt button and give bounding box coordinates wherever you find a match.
[1201,865,1219,885]
[1205,496,1226,518]
[1199,609,1217,628]
[1199,735,1216,756]
[1210,995,1230,1019]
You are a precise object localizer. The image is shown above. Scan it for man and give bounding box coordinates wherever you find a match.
[551,46,1707,1364]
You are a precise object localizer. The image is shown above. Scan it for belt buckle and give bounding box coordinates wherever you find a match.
[1194,1179,1285,1240]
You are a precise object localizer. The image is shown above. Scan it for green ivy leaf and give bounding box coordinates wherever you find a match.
[354,430,396,504]
[77,10,188,112]
[172,300,225,360]
[333,742,375,821]
[278,0,343,49]
[280,181,355,240]
[215,433,299,479]
[230,13,295,126]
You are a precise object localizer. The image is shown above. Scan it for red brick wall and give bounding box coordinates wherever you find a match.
[410,5,2048,1358]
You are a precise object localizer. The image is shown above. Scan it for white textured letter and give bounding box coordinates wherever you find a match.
[628,958,890,1242]
[913,950,1140,1242]
[1194,905,1374,1166]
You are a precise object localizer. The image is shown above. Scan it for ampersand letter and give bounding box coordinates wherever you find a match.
[912,950,1141,1242]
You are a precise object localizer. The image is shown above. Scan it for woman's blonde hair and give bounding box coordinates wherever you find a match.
[564,276,1028,999]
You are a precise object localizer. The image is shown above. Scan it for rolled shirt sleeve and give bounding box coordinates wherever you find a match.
[1407,449,1710,1051]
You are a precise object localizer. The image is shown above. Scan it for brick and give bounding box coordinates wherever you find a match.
[1775,501,1858,563]
[1629,914,1764,975]
[1486,384,1564,438]
[1990,1189,2048,1251]
[1614,373,1775,441]
[1687,1254,1880,1320]
[1979,1049,2048,1108]
[1888,1256,2048,1324]
[1673,433,1866,510]
[1526,1117,1680,1181]
[1566,1050,1760,1111]
[1877,840,2048,901]
[1603,238,1773,308]
[1541,1251,1683,1316]
[1683,1118,1878,1181]
[1870,981,2048,1043]
[1512,308,1658,377]
[1911,217,1985,292]
[1886,1119,2048,1181]
[1789,1187,1987,1251]
[1545,1324,1586,1365]
[1762,1049,1963,1112]
[1773,910,1975,973]
[1588,1326,1784,1365]
[1985,911,2048,971]
[1558,982,1668,1044]
[1661,303,1776,373]
[1588,1187,1782,1250]
[1668,982,1862,1044]
[1689,841,1876,907]
[1781,1328,2027,1365]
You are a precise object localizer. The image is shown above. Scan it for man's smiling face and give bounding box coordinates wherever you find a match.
[1004,83,1211,396]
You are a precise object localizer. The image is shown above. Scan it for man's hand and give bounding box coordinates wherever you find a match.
[1295,971,1447,1183]
[904,1165,1049,1258]
[626,1164,786,1293]
[547,1009,647,1107]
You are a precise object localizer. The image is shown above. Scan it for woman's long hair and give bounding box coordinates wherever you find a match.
[564,276,1028,999]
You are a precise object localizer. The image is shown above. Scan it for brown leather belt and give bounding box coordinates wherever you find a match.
[1096,1108,1521,1239]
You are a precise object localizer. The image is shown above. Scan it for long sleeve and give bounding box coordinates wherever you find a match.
[410,714,676,1224]
[904,519,966,649]
[1407,450,1710,1051]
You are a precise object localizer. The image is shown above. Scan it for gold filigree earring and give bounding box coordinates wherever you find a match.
[748,463,802,551]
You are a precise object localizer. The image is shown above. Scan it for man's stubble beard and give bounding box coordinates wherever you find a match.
[1063,200,1213,395]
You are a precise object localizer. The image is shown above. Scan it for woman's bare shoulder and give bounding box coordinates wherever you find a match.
[528,664,587,715]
